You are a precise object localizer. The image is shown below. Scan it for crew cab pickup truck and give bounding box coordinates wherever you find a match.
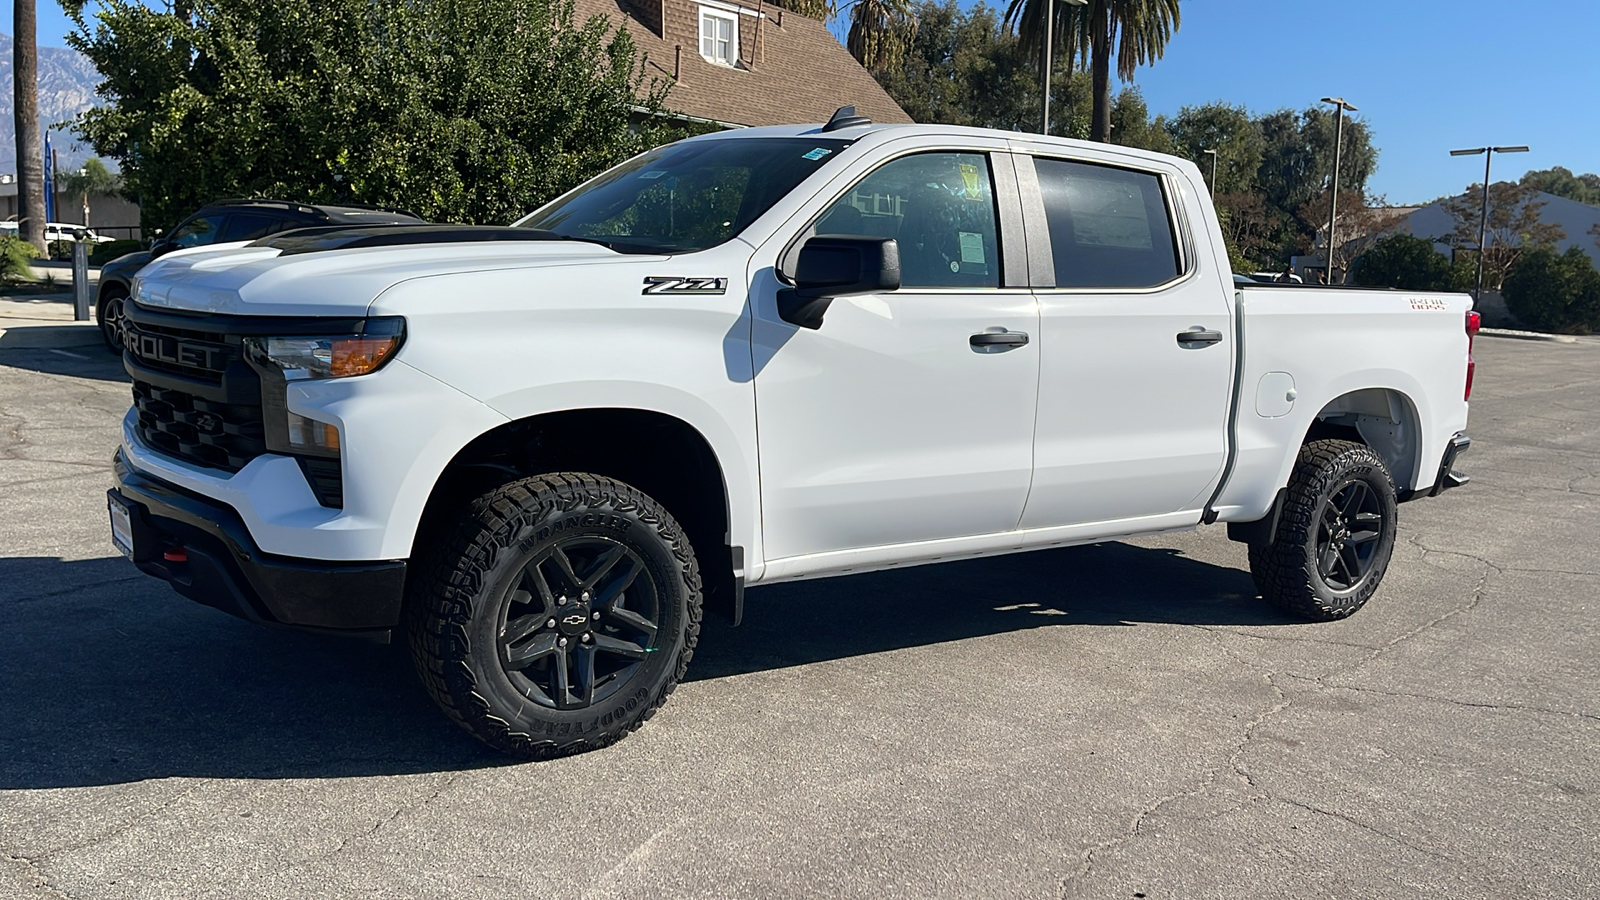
[109,111,1475,758]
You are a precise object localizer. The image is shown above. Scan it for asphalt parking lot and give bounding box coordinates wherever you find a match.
[2,334,1597,899]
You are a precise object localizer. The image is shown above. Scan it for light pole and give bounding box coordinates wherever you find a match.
[1202,149,1218,196]
[1040,0,1089,135]
[1320,97,1357,284]
[1449,145,1530,305]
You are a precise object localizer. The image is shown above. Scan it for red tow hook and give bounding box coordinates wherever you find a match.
[163,547,188,563]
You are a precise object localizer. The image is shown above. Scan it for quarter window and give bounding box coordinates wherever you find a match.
[699,9,738,66]
[812,152,1000,289]
[1034,158,1180,289]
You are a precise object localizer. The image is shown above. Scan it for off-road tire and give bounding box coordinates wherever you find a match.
[406,473,701,759]
[1249,439,1398,621]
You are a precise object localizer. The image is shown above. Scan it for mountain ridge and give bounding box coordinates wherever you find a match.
[0,31,103,174]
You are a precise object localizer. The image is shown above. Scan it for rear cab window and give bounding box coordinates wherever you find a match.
[1033,158,1182,289]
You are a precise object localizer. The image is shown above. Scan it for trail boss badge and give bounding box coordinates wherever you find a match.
[642,276,728,295]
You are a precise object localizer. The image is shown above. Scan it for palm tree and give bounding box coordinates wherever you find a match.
[1005,0,1179,143]
[13,0,46,253]
[843,0,919,71]
[59,159,119,226]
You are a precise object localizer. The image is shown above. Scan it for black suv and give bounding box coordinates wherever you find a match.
[96,199,425,351]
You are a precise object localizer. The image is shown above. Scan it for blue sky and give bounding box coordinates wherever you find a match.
[13,0,1599,205]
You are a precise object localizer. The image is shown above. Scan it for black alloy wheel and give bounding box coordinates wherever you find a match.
[1248,439,1398,621]
[498,536,661,710]
[407,473,701,759]
[1314,479,1386,591]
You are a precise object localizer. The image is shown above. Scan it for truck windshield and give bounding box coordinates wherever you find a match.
[516,137,853,254]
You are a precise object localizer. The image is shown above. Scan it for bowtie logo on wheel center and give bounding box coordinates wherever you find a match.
[558,604,593,635]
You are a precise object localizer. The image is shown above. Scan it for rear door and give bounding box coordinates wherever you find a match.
[1012,150,1236,530]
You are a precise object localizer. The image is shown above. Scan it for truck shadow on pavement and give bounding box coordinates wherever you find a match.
[0,543,1283,788]
[0,345,128,382]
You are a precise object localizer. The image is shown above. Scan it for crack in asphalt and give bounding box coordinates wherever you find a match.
[271,772,466,879]
[1059,535,1498,896]
[12,782,203,885]
[1321,683,1600,723]
[3,853,73,900]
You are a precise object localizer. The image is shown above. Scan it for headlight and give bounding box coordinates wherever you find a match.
[244,317,405,468]
[245,318,404,381]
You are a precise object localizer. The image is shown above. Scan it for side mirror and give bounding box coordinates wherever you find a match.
[777,235,900,330]
[149,240,172,258]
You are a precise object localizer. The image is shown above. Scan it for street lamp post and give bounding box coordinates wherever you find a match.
[1449,145,1531,305]
[1202,149,1218,196]
[1320,97,1357,284]
[1040,0,1088,135]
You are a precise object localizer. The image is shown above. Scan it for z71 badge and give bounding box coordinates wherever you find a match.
[642,276,728,295]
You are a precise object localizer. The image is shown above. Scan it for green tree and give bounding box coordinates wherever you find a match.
[1353,234,1453,291]
[66,0,686,229]
[1502,245,1600,333]
[847,0,920,70]
[57,158,119,225]
[1442,181,1566,293]
[1165,102,1261,195]
[873,1,1054,133]
[1520,166,1600,207]
[1002,0,1179,143]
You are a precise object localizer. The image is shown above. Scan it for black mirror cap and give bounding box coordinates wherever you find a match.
[778,235,900,330]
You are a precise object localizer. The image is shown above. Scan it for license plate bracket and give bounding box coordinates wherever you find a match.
[109,494,135,560]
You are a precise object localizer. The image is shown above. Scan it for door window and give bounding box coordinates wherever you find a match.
[167,215,225,249]
[1034,158,1180,288]
[219,213,281,242]
[813,152,1000,289]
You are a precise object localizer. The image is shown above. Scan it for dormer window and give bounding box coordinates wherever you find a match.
[699,7,738,66]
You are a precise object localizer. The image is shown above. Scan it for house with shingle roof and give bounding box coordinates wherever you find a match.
[573,0,910,127]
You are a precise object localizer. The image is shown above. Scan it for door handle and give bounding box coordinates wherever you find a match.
[1176,329,1224,346]
[970,331,1029,351]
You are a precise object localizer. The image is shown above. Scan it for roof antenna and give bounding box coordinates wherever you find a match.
[821,105,872,132]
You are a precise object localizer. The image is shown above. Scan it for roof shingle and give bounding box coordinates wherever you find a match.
[573,0,911,127]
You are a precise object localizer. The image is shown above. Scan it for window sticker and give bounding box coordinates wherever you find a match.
[959,163,982,199]
[959,231,985,264]
[802,148,833,161]
[639,170,667,179]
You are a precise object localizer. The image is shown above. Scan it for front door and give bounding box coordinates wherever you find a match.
[752,150,1040,564]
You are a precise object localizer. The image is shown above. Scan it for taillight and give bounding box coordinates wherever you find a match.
[1465,310,1480,401]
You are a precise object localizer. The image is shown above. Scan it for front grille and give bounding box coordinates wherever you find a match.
[133,380,267,472]
[121,305,347,508]
[123,320,233,384]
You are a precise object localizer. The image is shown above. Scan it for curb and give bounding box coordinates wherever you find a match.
[0,322,104,350]
[1479,327,1579,344]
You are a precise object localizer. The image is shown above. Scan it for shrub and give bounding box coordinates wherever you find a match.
[90,239,144,266]
[1502,246,1600,333]
[47,239,75,260]
[1353,234,1454,291]
[0,235,39,282]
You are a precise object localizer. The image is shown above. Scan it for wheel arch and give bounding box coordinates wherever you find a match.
[410,406,744,622]
[1305,386,1425,496]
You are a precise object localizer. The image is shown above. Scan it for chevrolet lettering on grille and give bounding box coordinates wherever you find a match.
[130,331,229,372]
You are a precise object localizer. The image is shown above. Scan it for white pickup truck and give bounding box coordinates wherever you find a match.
[109,111,1476,758]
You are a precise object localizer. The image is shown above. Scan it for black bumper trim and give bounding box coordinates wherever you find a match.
[111,450,405,635]
[1428,432,1471,498]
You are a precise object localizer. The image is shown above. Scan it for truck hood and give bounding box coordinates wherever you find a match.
[132,238,658,317]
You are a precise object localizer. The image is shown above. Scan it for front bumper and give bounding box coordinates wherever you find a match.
[111,450,406,636]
